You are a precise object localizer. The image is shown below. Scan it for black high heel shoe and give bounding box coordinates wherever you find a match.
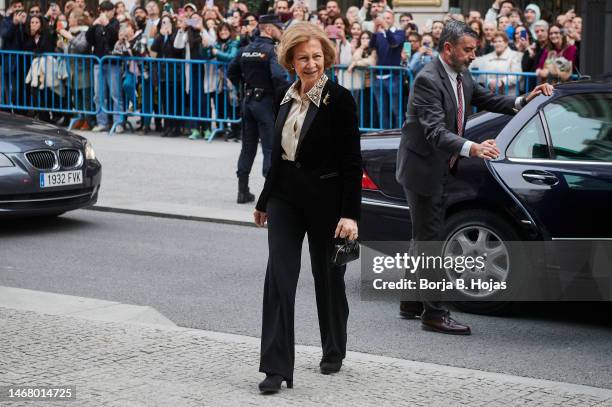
[258,374,293,394]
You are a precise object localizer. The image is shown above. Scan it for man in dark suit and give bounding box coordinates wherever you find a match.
[396,20,553,335]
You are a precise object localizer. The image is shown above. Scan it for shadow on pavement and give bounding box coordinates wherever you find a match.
[0,214,96,237]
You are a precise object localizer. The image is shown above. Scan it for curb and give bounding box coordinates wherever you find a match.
[87,205,256,228]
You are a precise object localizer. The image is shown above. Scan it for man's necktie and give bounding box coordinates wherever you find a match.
[450,73,464,169]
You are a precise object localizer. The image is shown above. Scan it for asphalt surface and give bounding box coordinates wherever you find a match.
[1,210,611,389]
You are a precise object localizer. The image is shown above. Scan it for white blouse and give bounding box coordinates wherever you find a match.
[280,74,328,161]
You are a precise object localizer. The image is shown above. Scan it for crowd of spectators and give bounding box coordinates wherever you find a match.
[0,0,584,135]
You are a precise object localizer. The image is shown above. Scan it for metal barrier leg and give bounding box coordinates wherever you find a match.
[68,118,80,131]
[208,123,229,143]
[108,122,119,136]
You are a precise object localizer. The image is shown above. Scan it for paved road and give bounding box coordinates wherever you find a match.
[1,210,611,389]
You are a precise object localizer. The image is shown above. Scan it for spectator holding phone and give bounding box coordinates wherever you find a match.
[347,30,376,127]
[1,0,28,107]
[346,6,360,26]
[485,0,514,23]
[285,2,308,28]
[22,14,56,122]
[151,15,184,137]
[175,7,206,139]
[359,0,383,33]
[239,13,258,47]
[334,16,361,92]
[201,22,240,140]
[369,10,404,128]
[408,33,438,76]
[44,3,62,27]
[144,1,160,43]
[58,8,94,130]
[87,0,123,132]
[522,20,548,75]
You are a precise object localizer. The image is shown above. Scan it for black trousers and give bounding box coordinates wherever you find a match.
[403,186,448,318]
[260,163,349,381]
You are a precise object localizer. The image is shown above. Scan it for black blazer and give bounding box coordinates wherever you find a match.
[255,79,362,220]
[396,57,517,196]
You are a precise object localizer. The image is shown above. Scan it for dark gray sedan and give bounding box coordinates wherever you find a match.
[0,112,101,218]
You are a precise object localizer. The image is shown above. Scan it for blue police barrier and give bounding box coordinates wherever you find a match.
[0,50,98,122]
[470,69,536,97]
[330,65,413,132]
[99,55,241,139]
[0,50,583,135]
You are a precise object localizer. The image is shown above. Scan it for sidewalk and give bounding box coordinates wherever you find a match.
[1,287,611,406]
[81,131,264,225]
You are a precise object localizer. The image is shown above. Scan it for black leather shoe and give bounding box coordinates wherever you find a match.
[320,361,342,374]
[399,301,424,319]
[259,374,292,394]
[421,314,471,335]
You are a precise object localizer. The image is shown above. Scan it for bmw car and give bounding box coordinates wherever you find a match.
[0,112,102,218]
[360,80,612,314]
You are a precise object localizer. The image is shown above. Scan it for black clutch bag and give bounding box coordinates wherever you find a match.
[331,238,360,266]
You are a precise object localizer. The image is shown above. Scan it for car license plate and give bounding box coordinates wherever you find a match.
[40,170,83,188]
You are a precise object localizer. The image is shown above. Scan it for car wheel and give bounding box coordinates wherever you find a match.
[442,210,524,315]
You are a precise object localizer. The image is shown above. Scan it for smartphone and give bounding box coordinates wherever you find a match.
[187,18,198,27]
[403,42,411,59]
[206,0,214,8]
[520,30,527,40]
[325,25,340,40]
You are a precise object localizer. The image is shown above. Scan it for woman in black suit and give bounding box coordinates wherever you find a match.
[253,22,362,394]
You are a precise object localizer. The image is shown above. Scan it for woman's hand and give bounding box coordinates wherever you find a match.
[254,210,268,227]
[335,218,358,241]
[59,29,72,40]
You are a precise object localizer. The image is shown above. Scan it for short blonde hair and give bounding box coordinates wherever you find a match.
[278,22,336,71]
[493,30,509,43]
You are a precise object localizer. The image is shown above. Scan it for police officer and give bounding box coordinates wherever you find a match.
[228,14,289,204]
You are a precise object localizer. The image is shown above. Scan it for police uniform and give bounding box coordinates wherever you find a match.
[228,15,289,204]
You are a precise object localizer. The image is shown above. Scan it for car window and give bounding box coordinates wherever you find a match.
[465,113,513,143]
[543,93,612,162]
[506,115,549,159]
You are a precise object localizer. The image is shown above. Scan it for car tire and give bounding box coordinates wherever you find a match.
[442,210,525,316]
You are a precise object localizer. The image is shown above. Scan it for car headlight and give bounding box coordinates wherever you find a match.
[0,153,14,167]
[84,142,96,161]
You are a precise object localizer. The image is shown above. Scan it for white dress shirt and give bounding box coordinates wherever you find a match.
[280,74,328,161]
[438,56,524,157]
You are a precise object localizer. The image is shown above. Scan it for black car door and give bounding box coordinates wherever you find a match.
[490,92,612,239]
